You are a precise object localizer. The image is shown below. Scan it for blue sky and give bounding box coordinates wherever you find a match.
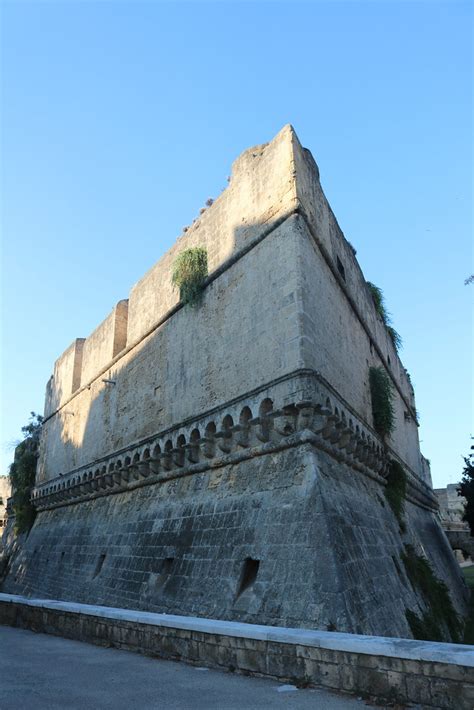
[1,0,472,488]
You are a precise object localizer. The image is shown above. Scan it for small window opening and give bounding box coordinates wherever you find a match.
[236,558,260,598]
[336,256,346,281]
[93,553,106,579]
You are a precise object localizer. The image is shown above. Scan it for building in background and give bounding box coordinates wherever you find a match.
[0,477,11,532]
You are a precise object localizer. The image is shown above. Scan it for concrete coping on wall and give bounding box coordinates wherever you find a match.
[1,593,473,668]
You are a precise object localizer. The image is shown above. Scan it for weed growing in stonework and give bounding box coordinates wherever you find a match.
[366,281,402,352]
[9,412,43,534]
[384,460,407,530]
[172,247,208,307]
[369,366,395,438]
[402,544,462,643]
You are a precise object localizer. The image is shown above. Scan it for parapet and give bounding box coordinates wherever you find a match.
[45,338,85,415]
[80,300,128,386]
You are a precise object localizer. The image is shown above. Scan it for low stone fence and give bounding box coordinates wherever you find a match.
[1,593,473,708]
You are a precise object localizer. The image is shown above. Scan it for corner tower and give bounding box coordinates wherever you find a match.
[3,126,467,640]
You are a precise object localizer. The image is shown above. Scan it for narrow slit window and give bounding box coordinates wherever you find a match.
[236,558,260,598]
[336,256,346,281]
[93,553,106,578]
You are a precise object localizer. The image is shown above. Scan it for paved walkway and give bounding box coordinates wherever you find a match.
[0,626,375,709]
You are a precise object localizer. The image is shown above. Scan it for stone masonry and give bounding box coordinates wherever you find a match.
[1,126,468,638]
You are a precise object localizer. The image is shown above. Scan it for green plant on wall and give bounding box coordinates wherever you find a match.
[385,459,407,529]
[369,366,395,438]
[9,412,42,534]
[402,544,462,642]
[172,247,208,307]
[366,281,402,352]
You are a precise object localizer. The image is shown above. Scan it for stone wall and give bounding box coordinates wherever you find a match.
[37,125,424,487]
[3,125,467,638]
[3,397,467,636]
[1,594,473,710]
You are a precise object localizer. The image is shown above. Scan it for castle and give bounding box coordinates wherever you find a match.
[2,125,468,638]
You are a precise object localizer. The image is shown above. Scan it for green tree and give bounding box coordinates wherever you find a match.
[9,412,43,534]
[459,439,474,536]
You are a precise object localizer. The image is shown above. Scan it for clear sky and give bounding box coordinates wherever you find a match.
[1,0,472,488]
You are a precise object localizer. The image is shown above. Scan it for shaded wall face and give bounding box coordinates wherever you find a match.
[38,217,303,482]
[295,217,422,477]
[294,146,415,411]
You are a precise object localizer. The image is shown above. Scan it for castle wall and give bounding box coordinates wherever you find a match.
[39,125,421,486]
[45,338,85,415]
[293,138,415,408]
[8,125,465,640]
[38,216,303,482]
[126,127,298,344]
[294,216,422,475]
[4,443,466,638]
[80,300,129,387]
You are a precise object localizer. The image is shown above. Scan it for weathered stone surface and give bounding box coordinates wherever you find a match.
[2,441,467,637]
[2,125,468,638]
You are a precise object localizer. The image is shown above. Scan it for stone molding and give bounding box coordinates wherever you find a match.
[32,370,437,513]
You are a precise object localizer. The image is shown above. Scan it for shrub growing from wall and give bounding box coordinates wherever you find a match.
[384,460,407,530]
[9,413,42,534]
[369,366,395,439]
[172,247,208,306]
[367,281,402,352]
[402,544,462,643]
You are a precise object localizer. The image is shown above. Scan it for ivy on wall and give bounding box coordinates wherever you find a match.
[9,413,42,534]
[369,366,395,439]
[172,247,208,307]
[385,459,407,530]
[366,281,402,352]
[402,544,462,643]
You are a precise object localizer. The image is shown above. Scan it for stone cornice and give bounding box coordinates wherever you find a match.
[32,370,437,513]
